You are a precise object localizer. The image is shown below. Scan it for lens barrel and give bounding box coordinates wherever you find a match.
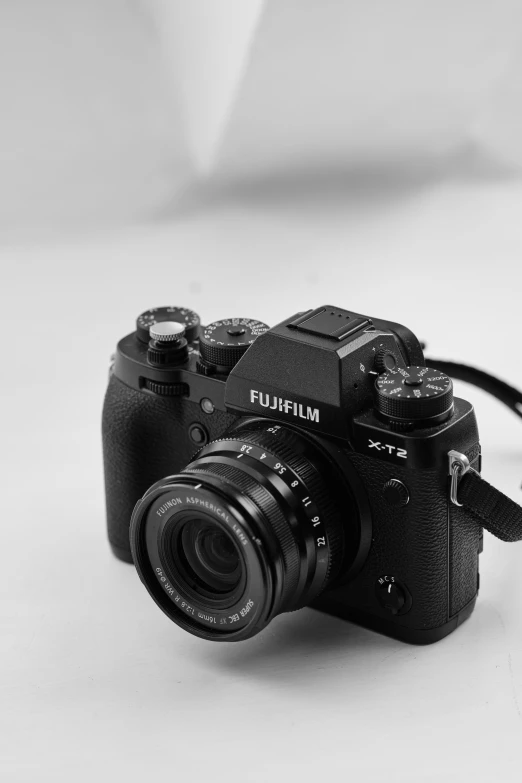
[130,421,362,641]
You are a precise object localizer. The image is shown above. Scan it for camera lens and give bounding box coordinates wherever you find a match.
[177,517,241,592]
[130,421,369,641]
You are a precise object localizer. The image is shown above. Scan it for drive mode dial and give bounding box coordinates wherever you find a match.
[136,307,200,343]
[375,366,453,426]
[199,318,269,372]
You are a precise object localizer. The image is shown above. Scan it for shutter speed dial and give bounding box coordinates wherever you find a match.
[375,366,453,428]
[199,318,269,372]
[136,307,200,343]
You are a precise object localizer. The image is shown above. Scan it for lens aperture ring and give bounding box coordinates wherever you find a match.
[228,427,344,586]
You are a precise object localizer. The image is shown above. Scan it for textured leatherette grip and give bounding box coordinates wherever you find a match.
[324,451,480,631]
[102,374,238,560]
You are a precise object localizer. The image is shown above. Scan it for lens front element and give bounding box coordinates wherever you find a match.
[180,517,242,593]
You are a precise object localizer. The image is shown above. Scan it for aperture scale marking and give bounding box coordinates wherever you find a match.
[224,428,328,556]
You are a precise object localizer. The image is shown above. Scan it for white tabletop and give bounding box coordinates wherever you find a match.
[2,171,522,782]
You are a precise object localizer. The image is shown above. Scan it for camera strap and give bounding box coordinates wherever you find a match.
[458,470,522,542]
[427,356,522,543]
[425,358,522,421]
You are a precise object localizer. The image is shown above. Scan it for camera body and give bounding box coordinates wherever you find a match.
[103,305,482,644]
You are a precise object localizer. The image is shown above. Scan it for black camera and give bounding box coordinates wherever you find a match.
[103,304,487,644]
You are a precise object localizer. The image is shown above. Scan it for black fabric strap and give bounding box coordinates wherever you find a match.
[425,358,522,421]
[459,471,522,542]
[424,356,522,542]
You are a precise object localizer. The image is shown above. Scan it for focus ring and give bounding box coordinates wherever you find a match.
[187,463,301,611]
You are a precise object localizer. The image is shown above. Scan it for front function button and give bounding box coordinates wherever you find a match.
[404,376,423,387]
[287,307,372,341]
[189,423,209,446]
[375,575,412,615]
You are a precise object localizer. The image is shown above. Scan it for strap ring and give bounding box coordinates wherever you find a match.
[448,450,479,507]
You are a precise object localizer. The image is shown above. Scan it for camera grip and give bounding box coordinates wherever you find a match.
[348,452,480,627]
[102,374,237,561]
[311,449,481,642]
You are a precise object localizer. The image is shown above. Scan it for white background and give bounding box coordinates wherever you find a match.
[2,2,522,782]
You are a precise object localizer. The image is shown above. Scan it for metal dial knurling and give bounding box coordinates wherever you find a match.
[199,318,269,367]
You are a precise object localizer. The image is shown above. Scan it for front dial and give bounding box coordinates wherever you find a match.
[375,366,453,425]
[136,307,200,343]
[199,318,269,371]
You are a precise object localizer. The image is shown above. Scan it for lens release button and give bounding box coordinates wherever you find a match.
[382,479,410,506]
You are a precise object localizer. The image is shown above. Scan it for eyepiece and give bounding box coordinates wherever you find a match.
[130,422,364,641]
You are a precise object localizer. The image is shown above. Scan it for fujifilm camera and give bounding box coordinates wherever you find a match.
[103,305,485,644]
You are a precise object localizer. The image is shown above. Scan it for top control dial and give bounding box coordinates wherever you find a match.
[375,366,453,426]
[199,318,269,371]
[136,307,200,343]
[374,348,398,374]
